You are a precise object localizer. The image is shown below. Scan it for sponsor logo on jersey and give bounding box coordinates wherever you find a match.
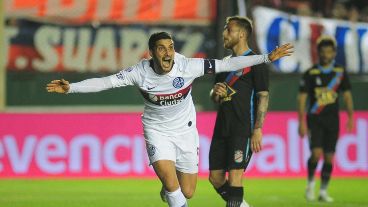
[314,87,338,106]
[140,84,192,106]
[173,77,184,89]
[222,83,237,102]
[234,150,243,163]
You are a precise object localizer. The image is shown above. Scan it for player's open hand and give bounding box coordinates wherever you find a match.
[268,43,294,62]
[46,79,70,94]
[251,129,262,153]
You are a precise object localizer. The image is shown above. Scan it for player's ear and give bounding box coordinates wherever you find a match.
[149,49,153,58]
[239,30,246,40]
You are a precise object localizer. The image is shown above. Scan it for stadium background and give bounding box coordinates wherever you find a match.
[1,0,368,206]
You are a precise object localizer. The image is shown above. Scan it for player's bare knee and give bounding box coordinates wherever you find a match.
[163,180,180,192]
[209,174,224,187]
[311,151,322,161]
[228,170,243,186]
[182,188,195,199]
[311,155,320,162]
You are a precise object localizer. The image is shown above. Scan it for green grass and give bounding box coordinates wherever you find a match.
[0,178,367,207]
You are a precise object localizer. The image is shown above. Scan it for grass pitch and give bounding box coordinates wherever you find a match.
[0,178,367,207]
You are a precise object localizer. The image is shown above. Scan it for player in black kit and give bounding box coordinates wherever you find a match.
[208,16,270,207]
[298,35,354,202]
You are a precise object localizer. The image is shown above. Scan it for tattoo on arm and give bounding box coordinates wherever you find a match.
[254,91,269,129]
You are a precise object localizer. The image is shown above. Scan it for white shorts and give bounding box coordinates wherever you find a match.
[144,129,199,174]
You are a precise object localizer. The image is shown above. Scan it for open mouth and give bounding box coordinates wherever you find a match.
[162,57,172,68]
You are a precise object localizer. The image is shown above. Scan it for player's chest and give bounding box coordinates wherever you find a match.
[140,75,193,94]
[310,73,338,88]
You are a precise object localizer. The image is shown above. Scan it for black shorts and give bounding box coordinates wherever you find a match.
[307,114,339,153]
[209,109,253,171]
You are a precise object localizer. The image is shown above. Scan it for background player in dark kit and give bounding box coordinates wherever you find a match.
[298,35,354,202]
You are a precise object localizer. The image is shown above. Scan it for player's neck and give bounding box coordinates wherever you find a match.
[319,60,334,68]
[232,44,250,56]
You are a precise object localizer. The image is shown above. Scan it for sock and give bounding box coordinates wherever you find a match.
[307,157,318,184]
[226,186,243,207]
[165,188,187,207]
[215,181,230,201]
[321,162,333,190]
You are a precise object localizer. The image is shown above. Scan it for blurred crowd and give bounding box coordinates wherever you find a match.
[252,0,368,22]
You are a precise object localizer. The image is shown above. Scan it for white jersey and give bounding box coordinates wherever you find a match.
[68,52,270,135]
[110,53,206,135]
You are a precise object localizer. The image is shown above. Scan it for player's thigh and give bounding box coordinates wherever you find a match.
[175,130,199,174]
[144,130,176,165]
[176,170,197,199]
[209,134,228,171]
[307,117,324,150]
[227,135,252,171]
[322,120,339,154]
[152,160,180,192]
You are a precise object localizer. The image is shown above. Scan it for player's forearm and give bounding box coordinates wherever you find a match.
[343,91,354,118]
[68,77,113,93]
[254,91,269,129]
[215,55,270,73]
[297,93,307,122]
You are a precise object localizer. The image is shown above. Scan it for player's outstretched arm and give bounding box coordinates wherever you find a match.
[214,43,293,73]
[46,79,70,94]
[46,77,114,94]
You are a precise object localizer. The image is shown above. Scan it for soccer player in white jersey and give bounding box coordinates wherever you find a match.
[46,32,293,207]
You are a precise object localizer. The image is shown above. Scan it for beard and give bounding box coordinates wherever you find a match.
[224,38,238,49]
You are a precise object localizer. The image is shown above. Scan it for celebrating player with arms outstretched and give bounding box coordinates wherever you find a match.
[46,32,293,207]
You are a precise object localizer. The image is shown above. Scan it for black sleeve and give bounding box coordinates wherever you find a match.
[299,71,309,93]
[252,64,269,92]
[340,68,352,91]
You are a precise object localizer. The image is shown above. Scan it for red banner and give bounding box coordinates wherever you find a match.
[5,0,216,24]
[0,112,367,178]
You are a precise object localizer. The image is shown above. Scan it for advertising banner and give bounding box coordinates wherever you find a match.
[253,6,368,74]
[1,112,367,178]
[5,21,215,72]
[5,0,216,24]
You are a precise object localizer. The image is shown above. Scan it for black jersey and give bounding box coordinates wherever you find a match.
[299,63,351,116]
[214,50,269,131]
